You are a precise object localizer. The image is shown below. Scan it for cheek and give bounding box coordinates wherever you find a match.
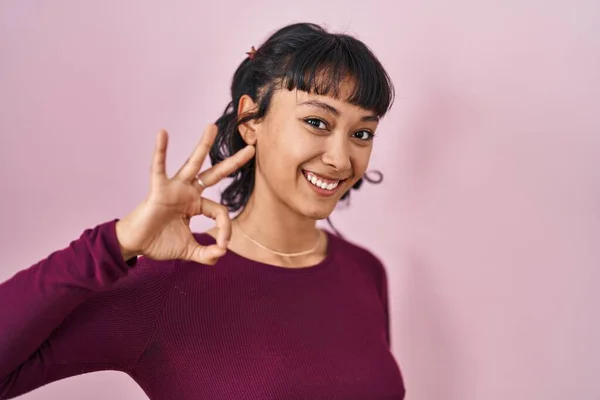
[351,147,373,176]
[267,131,318,169]
[257,125,311,178]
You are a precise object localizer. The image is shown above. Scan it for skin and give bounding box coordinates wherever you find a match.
[208,83,380,268]
[116,127,256,264]
[116,80,380,269]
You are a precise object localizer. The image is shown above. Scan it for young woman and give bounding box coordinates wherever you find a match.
[0,22,405,399]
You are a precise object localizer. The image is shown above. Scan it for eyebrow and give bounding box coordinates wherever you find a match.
[298,100,379,122]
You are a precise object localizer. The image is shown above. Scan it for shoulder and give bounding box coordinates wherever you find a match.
[328,231,385,266]
[327,231,388,281]
[103,256,178,299]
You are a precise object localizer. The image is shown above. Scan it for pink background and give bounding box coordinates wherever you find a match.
[1,1,599,399]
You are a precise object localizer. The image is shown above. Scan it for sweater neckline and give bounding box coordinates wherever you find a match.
[194,230,337,274]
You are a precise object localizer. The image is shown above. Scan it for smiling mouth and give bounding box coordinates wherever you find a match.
[302,170,347,194]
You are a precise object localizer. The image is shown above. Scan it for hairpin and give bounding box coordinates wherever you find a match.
[246,46,257,60]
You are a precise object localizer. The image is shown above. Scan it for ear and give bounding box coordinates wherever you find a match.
[237,94,258,145]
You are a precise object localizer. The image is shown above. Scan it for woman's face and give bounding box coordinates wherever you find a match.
[243,84,380,220]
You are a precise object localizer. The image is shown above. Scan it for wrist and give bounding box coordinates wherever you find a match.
[115,218,139,261]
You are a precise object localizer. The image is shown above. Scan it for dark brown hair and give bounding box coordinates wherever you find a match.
[210,22,394,213]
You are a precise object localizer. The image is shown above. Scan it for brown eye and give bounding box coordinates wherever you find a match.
[353,130,374,141]
[305,118,327,130]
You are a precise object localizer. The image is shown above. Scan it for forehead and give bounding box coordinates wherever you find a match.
[272,88,377,119]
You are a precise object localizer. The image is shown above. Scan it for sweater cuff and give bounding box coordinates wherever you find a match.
[105,219,139,269]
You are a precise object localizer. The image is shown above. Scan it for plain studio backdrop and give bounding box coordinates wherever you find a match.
[1,1,599,399]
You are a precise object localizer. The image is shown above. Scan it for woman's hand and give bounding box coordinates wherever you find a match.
[115,124,255,265]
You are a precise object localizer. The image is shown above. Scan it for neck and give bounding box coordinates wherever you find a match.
[234,190,320,255]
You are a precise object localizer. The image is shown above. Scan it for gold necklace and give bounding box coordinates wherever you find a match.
[234,219,322,257]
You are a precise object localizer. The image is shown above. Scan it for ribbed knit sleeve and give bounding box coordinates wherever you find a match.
[0,220,174,399]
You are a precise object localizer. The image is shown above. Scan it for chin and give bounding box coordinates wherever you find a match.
[296,201,338,221]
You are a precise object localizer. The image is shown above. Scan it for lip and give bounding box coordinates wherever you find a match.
[303,170,350,182]
[302,170,347,197]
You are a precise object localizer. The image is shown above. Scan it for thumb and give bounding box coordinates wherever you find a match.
[190,244,226,265]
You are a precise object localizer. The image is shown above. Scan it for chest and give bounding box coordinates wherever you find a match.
[138,268,405,399]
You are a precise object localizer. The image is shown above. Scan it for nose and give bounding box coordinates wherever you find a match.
[321,135,352,173]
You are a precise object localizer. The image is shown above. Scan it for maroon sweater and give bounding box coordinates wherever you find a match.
[0,220,405,399]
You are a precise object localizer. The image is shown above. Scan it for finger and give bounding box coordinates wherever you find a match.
[198,198,232,248]
[189,244,226,265]
[196,145,255,188]
[151,130,169,185]
[177,124,218,182]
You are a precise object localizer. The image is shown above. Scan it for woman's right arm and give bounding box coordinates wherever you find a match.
[0,125,255,398]
[0,220,154,398]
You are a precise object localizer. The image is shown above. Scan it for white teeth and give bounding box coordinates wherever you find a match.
[304,171,340,191]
